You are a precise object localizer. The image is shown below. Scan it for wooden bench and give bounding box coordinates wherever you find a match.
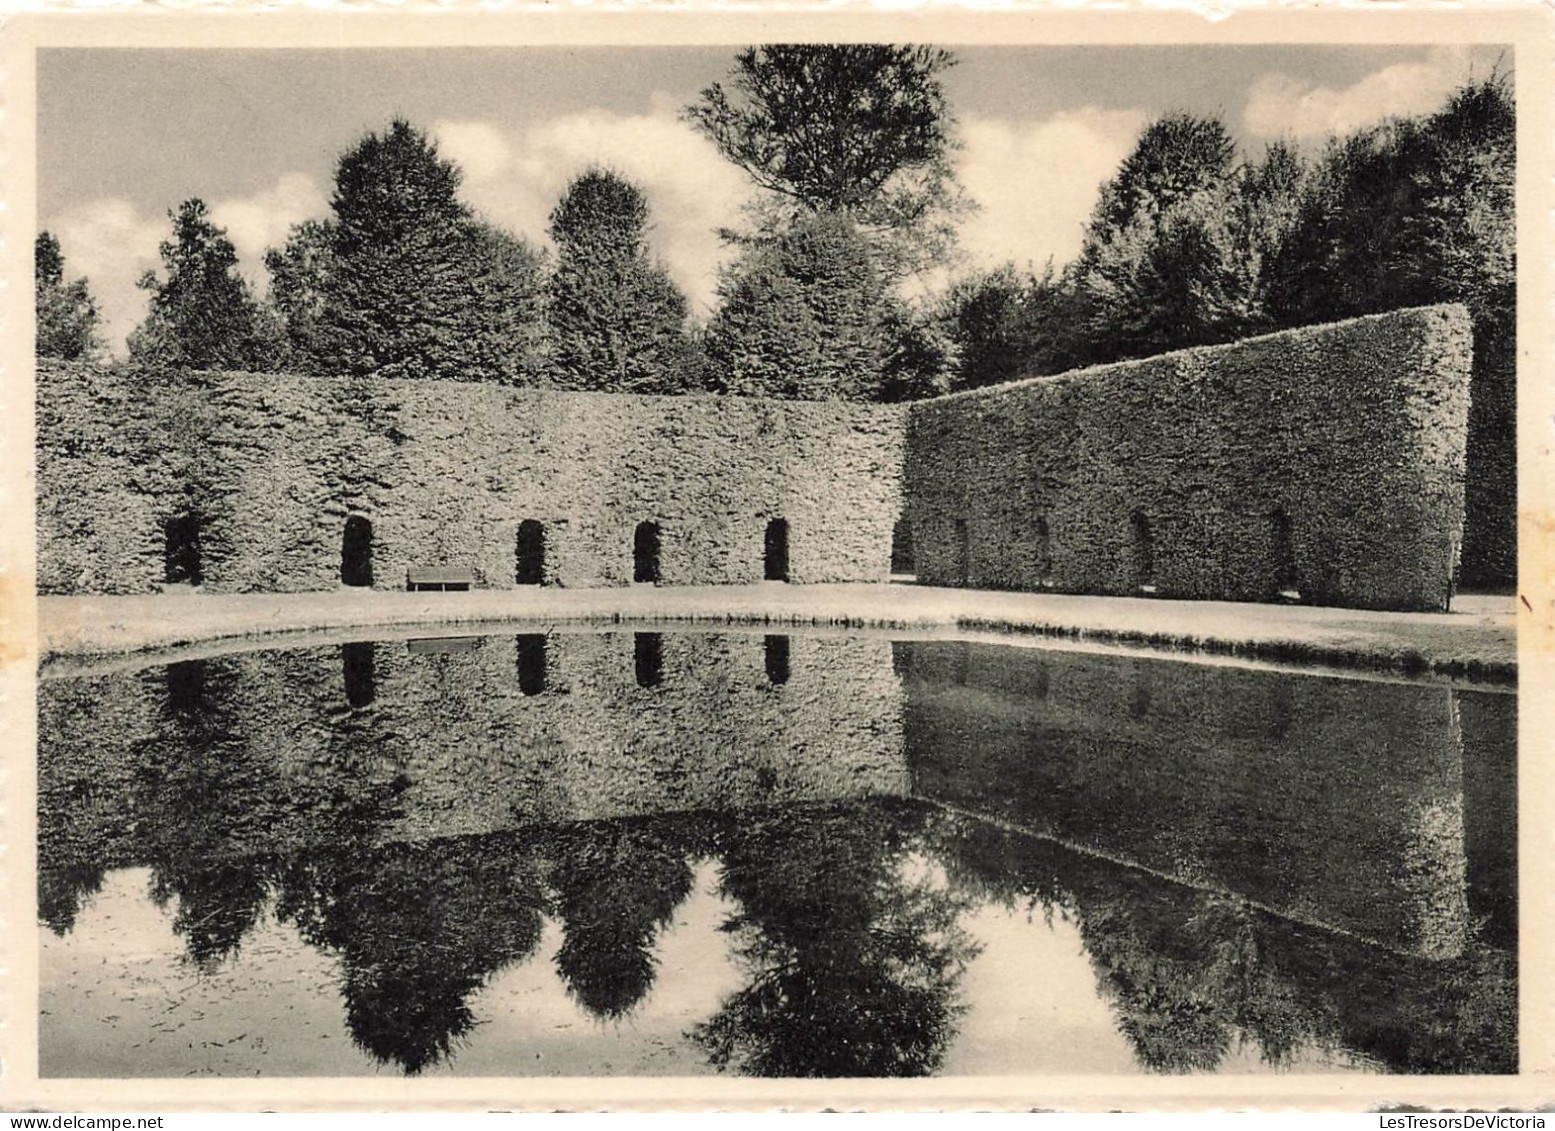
[406,567,477,592]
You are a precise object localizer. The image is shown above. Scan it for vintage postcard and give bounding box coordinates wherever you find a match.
[1,2,1550,1112]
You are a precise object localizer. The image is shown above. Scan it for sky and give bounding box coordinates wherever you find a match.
[36,44,1509,354]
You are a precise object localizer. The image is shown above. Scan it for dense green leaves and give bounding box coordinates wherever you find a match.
[686,45,970,276]
[273,119,547,384]
[128,200,281,371]
[35,232,102,362]
[546,169,695,394]
[705,211,888,401]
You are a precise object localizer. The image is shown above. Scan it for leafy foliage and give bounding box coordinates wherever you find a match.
[703,210,889,400]
[686,45,971,276]
[279,119,547,384]
[128,200,281,370]
[1263,75,1515,586]
[545,169,696,394]
[35,232,103,361]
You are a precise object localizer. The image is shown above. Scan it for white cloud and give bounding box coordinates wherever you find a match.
[208,172,327,274]
[953,107,1148,277]
[50,197,163,357]
[434,100,750,314]
[1243,47,1473,140]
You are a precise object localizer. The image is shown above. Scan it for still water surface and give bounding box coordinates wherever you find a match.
[38,630,1516,1077]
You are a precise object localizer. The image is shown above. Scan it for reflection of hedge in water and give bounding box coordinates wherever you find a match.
[36,632,907,939]
[38,637,1514,1076]
[38,632,907,874]
[931,816,1515,1075]
[898,640,1513,959]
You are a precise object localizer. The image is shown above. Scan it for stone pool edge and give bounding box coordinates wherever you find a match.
[31,584,1517,686]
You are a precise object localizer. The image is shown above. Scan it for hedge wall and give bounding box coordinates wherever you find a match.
[34,363,904,594]
[904,304,1475,611]
[37,305,1476,612]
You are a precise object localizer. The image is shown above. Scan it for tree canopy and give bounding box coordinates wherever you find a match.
[278,118,547,384]
[686,45,970,276]
[704,210,889,401]
[545,168,696,394]
[128,199,279,371]
[35,231,102,362]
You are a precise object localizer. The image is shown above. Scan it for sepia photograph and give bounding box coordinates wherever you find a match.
[4,8,1548,1111]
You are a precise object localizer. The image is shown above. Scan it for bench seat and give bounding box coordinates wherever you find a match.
[406,567,477,592]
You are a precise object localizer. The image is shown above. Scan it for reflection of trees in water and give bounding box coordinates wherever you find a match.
[38,860,106,938]
[121,656,413,974]
[132,660,276,971]
[36,635,1516,1080]
[276,835,550,1075]
[931,815,1515,1075]
[546,820,698,1021]
[692,801,980,1077]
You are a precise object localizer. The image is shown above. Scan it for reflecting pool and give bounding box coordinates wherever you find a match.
[38,630,1516,1077]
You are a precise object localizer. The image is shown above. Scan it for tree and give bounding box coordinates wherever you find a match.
[303,118,546,384]
[35,231,102,361]
[545,169,695,394]
[877,300,958,403]
[263,219,334,371]
[686,45,971,276]
[128,199,279,370]
[1063,113,1255,366]
[1264,75,1515,587]
[1085,113,1237,244]
[704,210,889,401]
[943,264,1072,391]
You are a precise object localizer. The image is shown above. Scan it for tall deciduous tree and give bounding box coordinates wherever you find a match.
[685,45,971,276]
[128,199,279,370]
[302,118,546,383]
[1066,113,1254,365]
[35,231,102,361]
[545,169,694,394]
[263,219,334,371]
[704,210,889,401]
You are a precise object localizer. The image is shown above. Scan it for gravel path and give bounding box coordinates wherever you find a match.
[32,583,1516,684]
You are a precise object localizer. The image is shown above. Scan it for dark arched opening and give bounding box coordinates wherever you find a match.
[954,519,970,586]
[163,512,203,586]
[1129,511,1155,592]
[342,515,373,588]
[1034,515,1052,585]
[635,632,663,688]
[633,522,661,584]
[1271,507,1299,599]
[891,519,914,576]
[516,521,546,586]
[516,634,547,696]
[343,642,376,709]
[765,634,790,685]
[764,518,789,582]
